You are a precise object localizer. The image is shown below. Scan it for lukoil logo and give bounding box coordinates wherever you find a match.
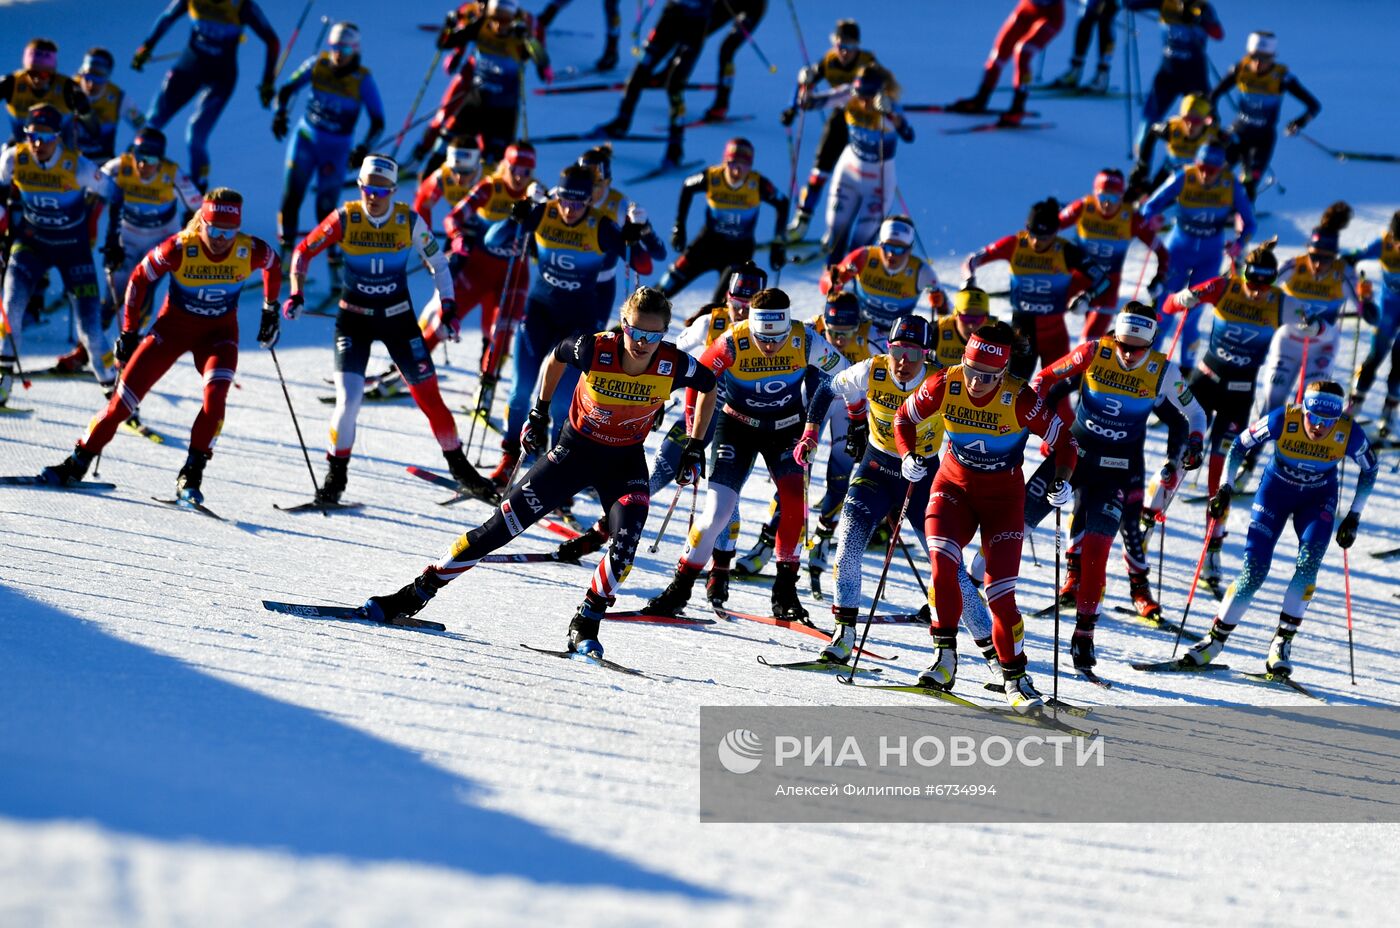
[717,729,764,774]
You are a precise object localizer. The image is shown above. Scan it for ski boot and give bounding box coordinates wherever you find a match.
[1002,668,1044,711]
[363,566,448,624]
[735,524,775,576]
[367,366,405,399]
[444,446,499,502]
[661,127,685,170]
[706,551,733,607]
[568,596,606,657]
[489,441,522,491]
[1085,64,1111,95]
[595,39,619,72]
[785,209,811,244]
[1058,551,1081,608]
[1379,398,1398,439]
[771,561,808,621]
[175,450,210,506]
[997,88,1029,127]
[1183,620,1233,666]
[0,365,12,407]
[703,84,731,123]
[1266,619,1298,676]
[41,446,95,486]
[821,607,858,663]
[646,563,701,616]
[948,67,998,114]
[53,344,89,373]
[807,523,836,575]
[918,636,958,690]
[558,523,608,563]
[1048,60,1083,89]
[974,635,1002,684]
[1128,569,1161,619]
[316,455,349,505]
[1070,615,1097,670]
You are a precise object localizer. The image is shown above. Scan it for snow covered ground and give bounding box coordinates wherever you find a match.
[3,1,1399,924]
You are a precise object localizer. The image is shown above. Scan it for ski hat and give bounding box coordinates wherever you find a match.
[1246,30,1277,57]
[1302,381,1345,421]
[23,39,57,73]
[879,215,915,250]
[727,261,767,305]
[503,142,536,170]
[1178,93,1212,121]
[1196,142,1227,169]
[1094,168,1126,197]
[749,288,792,339]
[556,165,594,203]
[132,126,167,160]
[888,314,933,349]
[853,65,886,98]
[577,145,612,184]
[23,103,62,134]
[723,137,754,166]
[79,48,113,78]
[1026,198,1060,237]
[445,143,481,174]
[823,292,861,329]
[953,285,990,318]
[832,19,860,45]
[963,324,1013,371]
[1243,238,1279,284]
[358,153,399,187]
[328,22,361,53]
[200,195,242,230]
[488,0,519,17]
[1115,305,1158,344]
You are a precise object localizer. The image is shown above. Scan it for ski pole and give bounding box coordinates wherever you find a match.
[272,0,316,84]
[268,346,325,509]
[1155,510,1167,607]
[1296,333,1310,403]
[0,311,32,391]
[841,485,913,683]
[1122,7,1135,159]
[718,0,778,74]
[1130,234,1159,303]
[1026,525,1040,568]
[781,0,810,64]
[1172,514,1218,657]
[391,47,444,160]
[1343,547,1356,685]
[631,0,657,57]
[648,481,686,552]
[1052,505,1062,703]
[686,479,699,537]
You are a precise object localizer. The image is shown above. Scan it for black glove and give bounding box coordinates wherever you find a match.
[258,80,275,108]
[1207,484,1232,521]
[1284,116,1308,136]
[271,110,289,141]
[1362,300,1380,326]
[780,107,796,127]
[131,45,151,72]
[844,418,868,459]
[510,198,533,224]
[115,329,142,366]
[257,303,280,348]
[1181,434,1204,471]
[1336,511,1360,549]
[522,400,550,455]
[348,143,369,170]
[1147,271,1165,299]
[101,237,125,271]
[676,436,707,485]
[769,241,787,270]
[670,224,685,253]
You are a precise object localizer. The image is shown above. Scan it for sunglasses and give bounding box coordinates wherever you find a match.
[835,42,857,52]
[359,183,395,199]
[882,243,911,255]
[964,367,1004,386]
[1097,192,1122,206]
[622,323,665,345]
[888,344,924,365]
[557,196,589,208]
[80,73,108,86]
[1304,412,1338,431]
[825,325,858,339]
[754,331,789,345]
[25,130,57,144]
[205,225,238,241]
[1115,339,1150,358]
[330,43,357,55]
[135,154,161,168]
[957,313,989,324]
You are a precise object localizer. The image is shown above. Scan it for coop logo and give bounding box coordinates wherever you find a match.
[717,729,764,775]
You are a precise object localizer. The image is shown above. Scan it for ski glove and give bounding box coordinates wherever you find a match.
[677,436,707,485]
[1208,484,1233,521]
[779,107,796,127]
[1284,116,1308,137]
[282,293,304,320]
[1046,478,1074,509]
[1173,287,1201,311]
[792,426,820,467]
[101,238,125,271]
[1181,434,1205,471]
[258,81,275,109]
[509,199,533,224]
[670,224,686,253]
[627,203,647,226]
[271,110,289,141]
[1336,511,1360,549]
[770,240,787,269]
[131,46,151,72]
[522,401,551,456]
[900,453,927,483]
[439,298,461,341]
[845,417,869,459]
[257,302,280,349]
[114,330,142,366]
[1362,300,1380,327]
[348,143,370,170]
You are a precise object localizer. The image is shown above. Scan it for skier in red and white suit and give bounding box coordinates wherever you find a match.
[894,320,1078,710]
